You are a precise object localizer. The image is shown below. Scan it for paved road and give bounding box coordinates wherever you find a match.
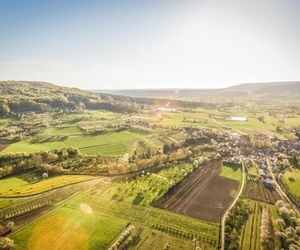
[220,157,246,250]
[266,158,299,215]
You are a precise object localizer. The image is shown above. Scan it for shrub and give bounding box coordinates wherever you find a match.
[0,237,14,250]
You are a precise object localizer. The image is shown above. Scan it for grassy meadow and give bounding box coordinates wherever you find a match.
[220,164,242,182]
[0,199,23,209]
[282,168,300,202]
[64,130,142,155]
[2,130,144,156]
[0,175,96,197]
[1,140,66,154]
[12,205,128,250]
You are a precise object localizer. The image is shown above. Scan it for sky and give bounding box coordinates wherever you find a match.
[0,0,300,89]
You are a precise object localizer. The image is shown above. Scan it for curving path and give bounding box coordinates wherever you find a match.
[220,157,246,250]
[266,158,299,215]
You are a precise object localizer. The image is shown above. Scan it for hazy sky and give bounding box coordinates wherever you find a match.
[0,0,300,89]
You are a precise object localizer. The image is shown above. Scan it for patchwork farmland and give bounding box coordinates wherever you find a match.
[243,180,281,204]
[154,161,240,222]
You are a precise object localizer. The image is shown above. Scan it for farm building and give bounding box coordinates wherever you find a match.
[259,169,267,177]
[262,178,273,185]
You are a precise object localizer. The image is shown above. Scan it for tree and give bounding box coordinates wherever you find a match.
[0,102,10,115]
[260,208,273,249]
[0,237,14,250]
[6,221,14,228]
[42,172,48,179]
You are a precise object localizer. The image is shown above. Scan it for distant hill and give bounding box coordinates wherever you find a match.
[100,81,300,100]
[0,81,138,115]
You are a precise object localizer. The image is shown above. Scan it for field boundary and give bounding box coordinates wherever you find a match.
[0,177,99,199]
[267,158,299,215]
[221,157,245,250]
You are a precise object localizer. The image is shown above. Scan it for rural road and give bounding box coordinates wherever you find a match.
[266,158,299,215]
[220,157,245,250]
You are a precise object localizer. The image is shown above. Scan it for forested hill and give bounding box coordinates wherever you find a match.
[101,81,300,100]
[0,81,138,115]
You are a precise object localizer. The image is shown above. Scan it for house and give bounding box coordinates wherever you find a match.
[262,178,273,185]
[259,169,267,177]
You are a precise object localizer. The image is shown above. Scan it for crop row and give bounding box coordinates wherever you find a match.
[0,184,85,221]
[74,196,219,246]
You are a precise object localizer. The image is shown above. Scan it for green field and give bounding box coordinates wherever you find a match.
[74,193,219,248]
[12,205,128,250]
[282,168,300,202]
[239,199,281,250]
[0,199,23,209]
[220,164,242,182]
[12,189,218,250]
[42,126,83,136]
[64,130,143,155]
[106,162,195,206]
[219,117,275,131]
[1,140,66,154]
[285,116,300,127]
[0,177,28,193]
[2,130,144,155]
[159,111,220,128]
[0,175,96,197]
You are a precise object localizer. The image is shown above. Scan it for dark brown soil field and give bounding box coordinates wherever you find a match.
[153,161,239,223]
[243,180,281,204]
[0,139,12,152]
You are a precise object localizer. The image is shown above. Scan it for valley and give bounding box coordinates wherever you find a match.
[0,81,300,250]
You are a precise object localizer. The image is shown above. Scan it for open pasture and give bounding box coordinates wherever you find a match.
[284,116,300,127]
[42,126,83,136]
[218,116,276,131]
[282,168,300,204]
[0,199,23,209]
[159,111,220,128]
[74,194,219,248]
[154,161,240,222]
[1,140,66,154]
[64,130,143,155]
[0,175,96,197]
[2,130,144,155]
[12,205,128,250]
[220,164,242,182]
